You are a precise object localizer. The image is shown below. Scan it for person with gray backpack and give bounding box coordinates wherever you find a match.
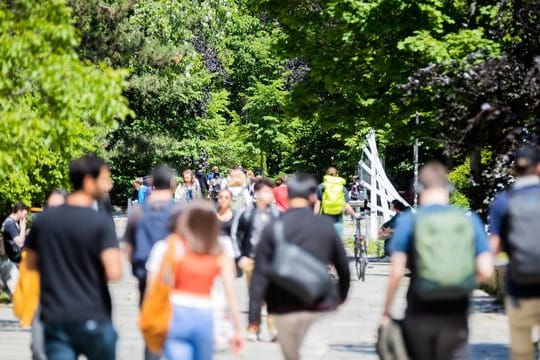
[380,161,493,360]
[489,145,540,360]
[124,164,177,360]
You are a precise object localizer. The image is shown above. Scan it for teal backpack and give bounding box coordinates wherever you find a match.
[413,208,476,300]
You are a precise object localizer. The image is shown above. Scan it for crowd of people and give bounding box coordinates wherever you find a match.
[0,146,539,360]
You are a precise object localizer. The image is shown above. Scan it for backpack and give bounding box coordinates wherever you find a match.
[413,208,476,300]
[230,188,248,212]
[131,200,176,281]
[321,175,346,215]
[506,186,540,284]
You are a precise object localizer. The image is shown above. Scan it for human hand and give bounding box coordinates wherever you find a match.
[231,333,244,354]
[379,314,390,329]
[238,256,250,270]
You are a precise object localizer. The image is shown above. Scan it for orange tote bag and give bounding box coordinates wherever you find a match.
[139,236,177,353]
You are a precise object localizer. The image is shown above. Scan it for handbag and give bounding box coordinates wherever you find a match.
[13,251,40,327]
[271,220,332,305]
[376,318,410,360]
[139,236,177,353]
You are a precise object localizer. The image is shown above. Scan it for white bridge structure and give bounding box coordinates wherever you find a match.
[358,130,411,241]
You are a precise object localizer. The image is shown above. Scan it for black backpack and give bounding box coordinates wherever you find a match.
[506,185,540,284]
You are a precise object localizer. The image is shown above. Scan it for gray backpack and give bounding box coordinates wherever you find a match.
[506,185,540,284]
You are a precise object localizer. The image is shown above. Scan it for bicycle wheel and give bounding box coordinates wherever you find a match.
[359,253,368,282]
[354,245,361,280]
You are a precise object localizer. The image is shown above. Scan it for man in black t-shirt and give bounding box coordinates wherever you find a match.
[0,202,28,293]
[26,155,122,360]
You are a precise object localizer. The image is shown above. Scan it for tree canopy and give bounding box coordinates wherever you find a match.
[1,0,538,213]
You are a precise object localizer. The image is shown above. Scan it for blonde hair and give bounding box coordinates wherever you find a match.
[182,169,194,184]
[177,200,221,255]
[227,168,246,187]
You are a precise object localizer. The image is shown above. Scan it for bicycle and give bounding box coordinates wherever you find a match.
[353,217,368,281]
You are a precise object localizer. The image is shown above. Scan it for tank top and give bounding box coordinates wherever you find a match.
[174,249,222,296]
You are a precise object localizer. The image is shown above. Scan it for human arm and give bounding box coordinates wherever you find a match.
[380,252,407,326]
[220,256,243,353]
[101,248,122,282]
[380,212,414,326]
[471,214,494,283]
[100,217,122,282]
[313,185,323,215]
[487,193,507,254]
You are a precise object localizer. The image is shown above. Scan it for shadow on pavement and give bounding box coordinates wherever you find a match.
[330,342,376,354]
[470,343,509,359]
[0,319,26,332]
[471,295,504,314]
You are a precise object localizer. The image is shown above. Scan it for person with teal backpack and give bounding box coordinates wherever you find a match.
[314,167,359,239]
[380,161,493,360]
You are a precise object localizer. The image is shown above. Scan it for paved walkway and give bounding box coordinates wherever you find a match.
[0,256,509,359]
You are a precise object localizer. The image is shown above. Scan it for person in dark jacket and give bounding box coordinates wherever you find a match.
[232,178,279,341]
[248,174,350,360]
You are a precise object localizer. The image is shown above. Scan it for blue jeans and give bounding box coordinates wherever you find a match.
[165,305,214,360]
[44,320,117,360]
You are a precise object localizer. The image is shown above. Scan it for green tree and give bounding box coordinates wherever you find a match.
[0,0,131,213]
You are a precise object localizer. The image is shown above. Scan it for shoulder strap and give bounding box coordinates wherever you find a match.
[157,235,182,286]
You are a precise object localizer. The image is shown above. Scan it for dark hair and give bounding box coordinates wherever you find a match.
[152,165,175,190]
[253,178,274,192]
[45,188,67,206]
[326,167,338,176]
[69,154,108,191]
[11,202,28,214]
[514,145,539,176]
[288,174,317,200]
[275,176,287,186]
[391,199,406,212]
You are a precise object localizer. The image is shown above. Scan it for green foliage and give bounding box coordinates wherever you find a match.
[0,0,131,212]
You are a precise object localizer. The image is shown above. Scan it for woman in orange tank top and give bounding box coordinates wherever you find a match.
[146,201,243,360]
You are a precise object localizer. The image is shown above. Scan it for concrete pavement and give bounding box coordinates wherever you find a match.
[0,256,509,359]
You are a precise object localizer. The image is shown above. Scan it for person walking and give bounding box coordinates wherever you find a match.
[14,189,67,360]
[124,165,177,359]
[25,155,122,360]
[380,161,493,360]
[207,166,222,202]
[489,145,540,360]
[226,169,252,212]
[145,201,243,359]
[175,169,203,206]
[273,176,289,212]
[2,202,28,265]
[248,174,350,359]
[378,200,409,259]
[314,167,359,239]
[233,178,279,341]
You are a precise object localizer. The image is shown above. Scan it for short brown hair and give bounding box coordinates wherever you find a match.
[177,200,220,255]
[419,161,449,190]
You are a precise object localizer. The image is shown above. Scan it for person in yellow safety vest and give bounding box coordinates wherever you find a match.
[314,167,360,239]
